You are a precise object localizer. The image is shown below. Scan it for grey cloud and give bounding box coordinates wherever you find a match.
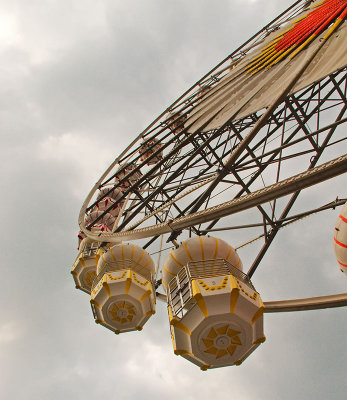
[0,1,346,399]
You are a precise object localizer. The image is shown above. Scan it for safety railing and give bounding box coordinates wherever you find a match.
[168,259,255,318]
[81,241,99,258]
[91,259,153,290]
[187,259,255,290]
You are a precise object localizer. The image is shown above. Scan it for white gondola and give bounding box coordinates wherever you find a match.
[334,202,347,275]
[77,230,86,249]
[71,238,102,294]
[196,85,210,101]
[77,222,111,249]
[90,243,156,334]
[84,210,116,231]
[165,111,187,135]
[139,138,163,165]
[115,164,142,189]
[93,196,121,218]
[97,187,124,203]
[163,236,265,370]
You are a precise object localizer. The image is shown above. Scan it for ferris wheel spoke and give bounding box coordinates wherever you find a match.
[199,198,347,236]
[264,293,347,313]
[114,120,227,231]
[186,55,329,219]
[235,72,345,169]
[248,123,347,275]
[222,106,347,275]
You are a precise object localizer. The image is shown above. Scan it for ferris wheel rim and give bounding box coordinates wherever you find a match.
[79,154,347,243]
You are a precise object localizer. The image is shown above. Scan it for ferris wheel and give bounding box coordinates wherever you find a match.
[71,0,347,370]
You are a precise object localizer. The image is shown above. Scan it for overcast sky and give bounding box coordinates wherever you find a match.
[0,1,346,399]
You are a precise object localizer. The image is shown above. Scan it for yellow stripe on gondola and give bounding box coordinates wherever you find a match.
[170,251,183,267]
[110,247,119,267]
[136,249,146,264]
[163,265,175,276]
[183,241,193,261]
[102,280,111,297]
[125,270,132,294]
[225,245,232,261]
[199,236,205,260]
[212,237,219,260]
[137,257,152,274]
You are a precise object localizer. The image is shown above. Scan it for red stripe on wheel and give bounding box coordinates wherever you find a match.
[334,237,347,248]
[339,214,347,223]
[337,260,347,268]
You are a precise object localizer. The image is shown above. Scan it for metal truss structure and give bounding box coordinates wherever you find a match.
[78,0,347,311]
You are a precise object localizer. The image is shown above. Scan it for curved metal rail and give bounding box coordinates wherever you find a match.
[155,291,347,312]
[79,154,347,242]
[264,293,347,313]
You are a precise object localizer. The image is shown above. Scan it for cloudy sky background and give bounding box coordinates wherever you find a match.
[0,0,346,399]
